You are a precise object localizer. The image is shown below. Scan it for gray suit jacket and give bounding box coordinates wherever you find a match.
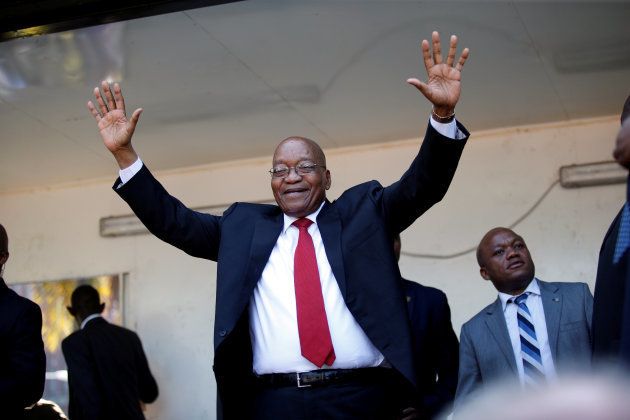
[454,279,593,410]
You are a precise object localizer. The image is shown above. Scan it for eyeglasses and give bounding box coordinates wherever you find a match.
[269,162,325,178]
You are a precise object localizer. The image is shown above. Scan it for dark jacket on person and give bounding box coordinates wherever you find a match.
[403,279,459,419]
[62,317,158,420]
[115,122,468,418]
[0,277,46,418]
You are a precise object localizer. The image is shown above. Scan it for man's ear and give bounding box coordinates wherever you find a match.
[66,306,76,316]
[98,302,106,313]
[480,267,491,281]
[0,251,8,266]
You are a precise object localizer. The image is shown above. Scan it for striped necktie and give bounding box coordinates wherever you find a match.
[613,203,630,264]
[512,293,545,385]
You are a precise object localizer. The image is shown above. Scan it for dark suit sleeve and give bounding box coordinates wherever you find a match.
[379,122,468,234]
[62,337,104,419]
[453,323,482,412]
[115,165,225,261]
[422,293,459,418]
[132,333,159,403]
[0,300,45,408]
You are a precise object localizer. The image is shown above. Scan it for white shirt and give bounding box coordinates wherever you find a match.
[118,117,463,373]
[498,278,557,383]
[250,202,384,373]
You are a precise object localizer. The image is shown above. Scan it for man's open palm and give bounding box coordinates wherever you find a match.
[407,31,469,114]
[87,81,142,168]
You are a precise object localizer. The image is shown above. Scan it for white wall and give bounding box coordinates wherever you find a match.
[0,115,623,419]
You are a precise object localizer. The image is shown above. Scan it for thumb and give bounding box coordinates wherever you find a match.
[129,108,143,130]
[406,78,430,97]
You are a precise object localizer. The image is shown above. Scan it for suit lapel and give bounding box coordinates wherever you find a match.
[317,202,347,299]
[539,279,562,360]
[243,212,283,294]
[485,298,518,373]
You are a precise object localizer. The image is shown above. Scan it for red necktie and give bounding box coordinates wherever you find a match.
[293,218,336,367]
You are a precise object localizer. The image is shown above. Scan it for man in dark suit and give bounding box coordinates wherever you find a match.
[592,96,630,367]
[393,234,459,420]
[455,228,593,410]
[0,223,46,419]
[87,32,470,418]
[62,285,158,420]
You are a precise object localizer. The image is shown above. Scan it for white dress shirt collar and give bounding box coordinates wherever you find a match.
[80,313,103,330]
[281,201,326,234]
[498,277,540,312]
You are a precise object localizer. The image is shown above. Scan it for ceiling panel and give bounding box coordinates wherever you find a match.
[1,1,629,194]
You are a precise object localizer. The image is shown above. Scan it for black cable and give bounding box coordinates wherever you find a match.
[401,179,561,259]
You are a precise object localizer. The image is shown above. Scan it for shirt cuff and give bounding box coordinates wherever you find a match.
[119,157,144,185]
[429,117,465,140]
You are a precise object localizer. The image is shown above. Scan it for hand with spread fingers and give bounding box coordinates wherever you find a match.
[407,31,470,120]
[87,81,143,169]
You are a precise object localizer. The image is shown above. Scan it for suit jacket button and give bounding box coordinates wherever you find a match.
[218,330,227,337]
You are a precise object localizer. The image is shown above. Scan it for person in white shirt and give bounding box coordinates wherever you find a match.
[454,227,593,411]
[88,31,470,419]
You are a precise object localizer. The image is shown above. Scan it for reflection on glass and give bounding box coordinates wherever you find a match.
[0,22,125,98]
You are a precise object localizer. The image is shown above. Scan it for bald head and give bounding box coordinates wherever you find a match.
[273,136,327,167]
[476,227,535,295]
[270,136,331,218]
[476,227,515,266]
[67,284,104,321]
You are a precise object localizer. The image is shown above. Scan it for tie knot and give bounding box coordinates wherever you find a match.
[293,218,313,230]
[513,293,529,305]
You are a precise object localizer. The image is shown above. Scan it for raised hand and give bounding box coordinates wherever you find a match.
[87,81,142,169]
[407,31,469,119]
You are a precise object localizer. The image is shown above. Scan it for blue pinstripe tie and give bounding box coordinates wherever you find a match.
[512,293,545,385]
[613,203,630,264]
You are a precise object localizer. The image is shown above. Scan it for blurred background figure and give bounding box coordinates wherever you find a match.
[62,285,158,420]
[394,233,459,420]
[593,95,630,367]
[0,223,46,418]
[452,372,630,420]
